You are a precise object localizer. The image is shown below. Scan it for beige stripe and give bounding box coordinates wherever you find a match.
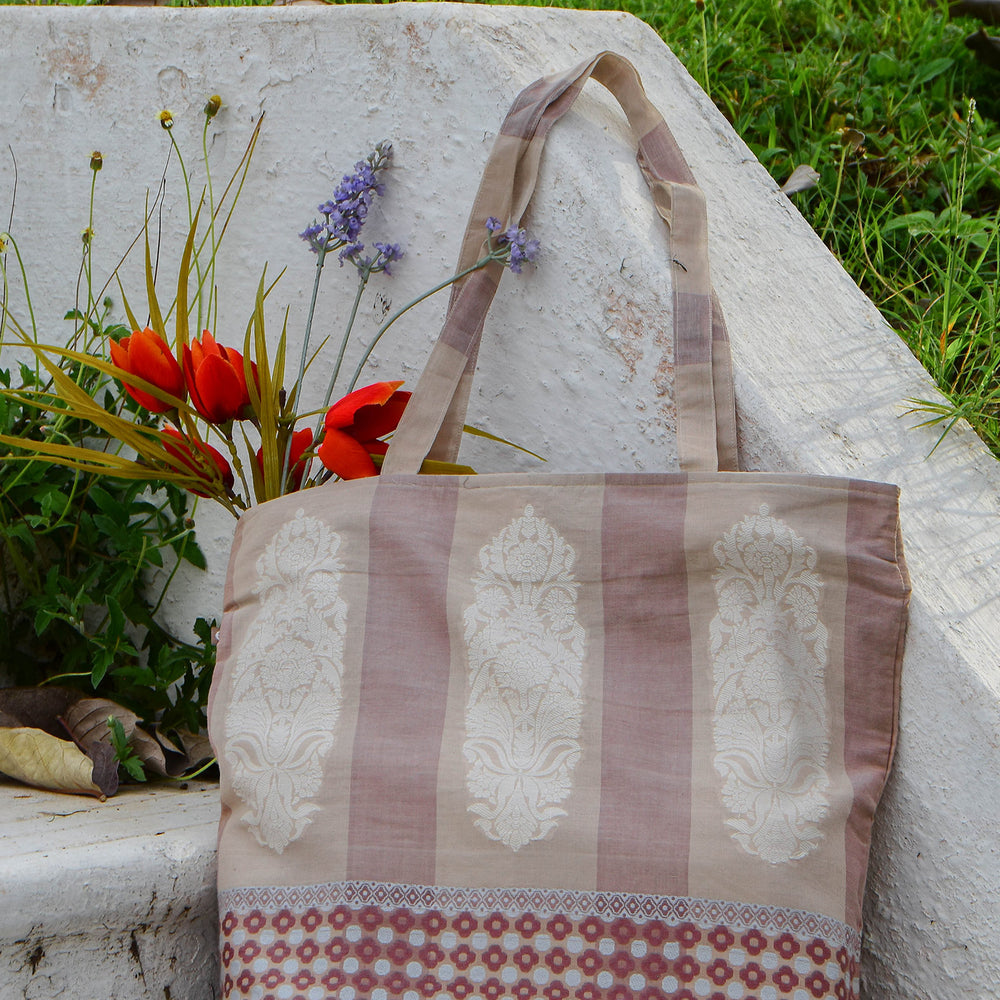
[711,293,739,472]
[214,484,377,889]
[684,483,851,923]
[434,485,606,890]
[675,359,719,473]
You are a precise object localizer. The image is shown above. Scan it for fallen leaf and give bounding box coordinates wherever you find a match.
[966,28,1000,70]
[951,1,1000,26]
[0,687,80,737]
[0,727,108,798]
[171,728,215,770]
[780,164,821,195]
[64,698,168,776]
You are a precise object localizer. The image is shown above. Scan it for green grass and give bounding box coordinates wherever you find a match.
[7,0,1000,455]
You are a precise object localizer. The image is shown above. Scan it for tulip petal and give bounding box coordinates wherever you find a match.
[108,337,131,370]
[324,380,404,430]
[161,428,234,496]
[349,390,411,442]
[111,331,183,414]
[317,427,378,479]
[192,353,245,424]
[128,329,185,398]
[255,427,314,493]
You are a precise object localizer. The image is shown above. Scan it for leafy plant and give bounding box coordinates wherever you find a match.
[0,131,215,742]
[0,346,216,733]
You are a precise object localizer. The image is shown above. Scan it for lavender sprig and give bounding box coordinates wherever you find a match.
[486,216,541,273]
[300,141,393,257]
[340,240,405,275]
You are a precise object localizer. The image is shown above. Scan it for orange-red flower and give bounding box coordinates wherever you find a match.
[109,327,186,413]
[255,427,314,492]
[182,330,257,425]
[317,381,410,480]
[161,427,234,497]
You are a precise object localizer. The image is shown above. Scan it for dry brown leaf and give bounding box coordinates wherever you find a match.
[0,727,107,799]
[64,697,169,776]
[0,687,79,736]
[172,729,215,770]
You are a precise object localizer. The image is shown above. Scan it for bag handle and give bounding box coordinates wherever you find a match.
[381,51,738,476]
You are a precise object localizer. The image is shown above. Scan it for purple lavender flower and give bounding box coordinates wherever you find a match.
[339,241,405,276]
[300,141,393,255]
[373,242,404,276]
[486,219,541,274]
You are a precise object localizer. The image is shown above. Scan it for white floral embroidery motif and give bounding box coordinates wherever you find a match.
[224,509,347,853]
[463,505,585,851]
[709,505,830,864]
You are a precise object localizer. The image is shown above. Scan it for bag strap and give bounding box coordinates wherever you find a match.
[381,51,738,476]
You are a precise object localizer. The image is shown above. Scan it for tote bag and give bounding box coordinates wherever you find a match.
[208,52,910,1000]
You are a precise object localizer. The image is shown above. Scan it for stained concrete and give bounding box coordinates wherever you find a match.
[1,5,999,999]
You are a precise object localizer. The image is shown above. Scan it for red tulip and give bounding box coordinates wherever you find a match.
[109,327,186,413]
[161,427,234,497]
[182,330,257,424]
[317,381,410,480]
[256,427,314,493]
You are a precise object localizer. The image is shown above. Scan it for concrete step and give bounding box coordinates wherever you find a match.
[0,779,218,999]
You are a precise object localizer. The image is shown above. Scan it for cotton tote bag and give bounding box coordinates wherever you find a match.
[208,52,910,1000]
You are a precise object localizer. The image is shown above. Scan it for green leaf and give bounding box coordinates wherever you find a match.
[88,485,127,522]
[39,488,70,520]
[33,608,55,636]
[867,52,900,81]
[462,423,546,462]
[91,648,113,687]
[106,594,125,639]
[911,58,953,88]
[173,533,207,570]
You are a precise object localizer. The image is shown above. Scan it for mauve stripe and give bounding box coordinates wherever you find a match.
[675,293,713,365]
[501,77,584,140]
[598,481,692,894]
[842,484,909,927]
[638,121,697,186]
[439,267,502,354]
[346,482,459,885]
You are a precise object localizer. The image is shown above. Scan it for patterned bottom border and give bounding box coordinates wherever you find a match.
[219,882,860,1000]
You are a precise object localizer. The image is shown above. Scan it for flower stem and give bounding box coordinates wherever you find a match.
[345,252,500,395]
[168,131,206,333]
[201,115,218,327]
[282,243,327,481]
[318,271,369,414]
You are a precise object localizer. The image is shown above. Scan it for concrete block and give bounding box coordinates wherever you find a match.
[1,5,998,998]
[0,780,219,1000]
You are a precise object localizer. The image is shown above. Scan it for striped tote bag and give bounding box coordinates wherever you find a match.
[209,52,910,1000]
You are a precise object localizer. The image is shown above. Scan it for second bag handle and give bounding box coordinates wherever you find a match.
[381,51,738,477]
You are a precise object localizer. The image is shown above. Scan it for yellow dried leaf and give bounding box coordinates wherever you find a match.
[0,727,104,799]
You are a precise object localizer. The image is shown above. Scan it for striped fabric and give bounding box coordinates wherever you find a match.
[208,54,909,1000]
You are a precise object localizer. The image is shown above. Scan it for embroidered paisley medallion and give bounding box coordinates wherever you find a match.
[223,509,348,853]
[709,505,831,864]
[463,505,586,851]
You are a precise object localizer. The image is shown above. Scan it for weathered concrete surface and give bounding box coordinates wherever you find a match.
[0,779,219,1000]
[1,5,998,999]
